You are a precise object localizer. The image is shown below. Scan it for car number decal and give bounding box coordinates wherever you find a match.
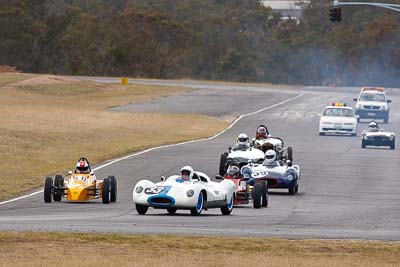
[74,176,87,182]
[145,186,165,194]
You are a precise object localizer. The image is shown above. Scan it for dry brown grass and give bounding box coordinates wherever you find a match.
[0,74,228,200]
[0,231,399,267]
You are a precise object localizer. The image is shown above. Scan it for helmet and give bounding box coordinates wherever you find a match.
[227,165,240,178]
[368,121,379,132]
[237,133,249,145]
[76,158,90,174]
[180,165,194,181]
[265,150,277,165]
[257,125,268,136]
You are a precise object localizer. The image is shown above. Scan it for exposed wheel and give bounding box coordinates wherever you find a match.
[288,185,295,195]
[261,181,268,207]
[53,175,64,201]
[190,192,204,215]
[383,113,389,123]
[221,194,234,215]
[167,207,177,214]
[294,184,299,194]
[136,204,148,215]
[287,147,293,162]
[390,139,395,150]
[102,177,110,204]
[44,176,53,203]
[219,153,227,176]
[361,140,366,148]
[252,183,262,209]
[109,175,117,203]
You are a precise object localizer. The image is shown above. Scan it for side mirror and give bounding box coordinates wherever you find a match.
[387,99,392,103]
[161,176,166,182]
[353,98,358,102]
[215,175,224,180]
[68,171,73,175]
[90,171,94,176]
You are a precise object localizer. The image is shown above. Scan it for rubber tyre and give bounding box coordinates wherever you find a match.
[319,132,325,136]
[383,113,389,124]
[288,186,295,195]
[167,207,177,214]
[44,177,53,203]
[294,184,299,194]
[390,139,395,150]
[287,147,293,162]
[102,178,110,204]
[261,181,268,207]
[53,175,64,201]
[221,194,234,215]
[136,204,148,215]
[219,153,227,176]
[361,140,366,148]
[190,192,204,216]
[109,175,117,203]
[252,183,262,209]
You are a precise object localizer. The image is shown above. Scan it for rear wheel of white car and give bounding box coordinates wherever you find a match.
[102,178,110,204]
[44,176,53,203]
[221,194,234,215]
[109,176,117,203]
[390,139,395,150]
[167,207,177,214]
[219,153,227,176]
[261,181,268,207]
[136,204,148,215]
[252,183,262,209]
[53,175,64,202]
[190,192,204,216]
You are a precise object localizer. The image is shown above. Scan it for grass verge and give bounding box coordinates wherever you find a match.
[0,231,399,267]
[0,74,228,200]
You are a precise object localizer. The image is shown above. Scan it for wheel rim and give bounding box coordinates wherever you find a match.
[196,193,203,212]
[227,195,234,210]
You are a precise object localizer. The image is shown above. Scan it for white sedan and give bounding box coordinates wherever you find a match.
[133,171,236,215]
[319,103,358,136]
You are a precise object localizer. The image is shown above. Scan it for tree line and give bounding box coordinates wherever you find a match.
[1,0,400,86]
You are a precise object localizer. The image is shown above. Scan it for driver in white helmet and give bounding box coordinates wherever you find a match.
[367,121,379,132]
[232,133,250,151]
[264,150,279,167]
[180,165,194,182]
[75,157,91,174]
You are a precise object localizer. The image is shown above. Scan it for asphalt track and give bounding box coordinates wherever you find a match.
[1,79,400,240]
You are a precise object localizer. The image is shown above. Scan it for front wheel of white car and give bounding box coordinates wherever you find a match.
[167,207,177,214]
[221,194,234,215]
[136,204,148,215]
[190,192,204,216]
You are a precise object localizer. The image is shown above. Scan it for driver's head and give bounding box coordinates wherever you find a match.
[257,126,268,136]
[237,133,249,145]
[180,165,194,181]
[227,164,240,178]
[76,158,90,174]
[265,150,277,165]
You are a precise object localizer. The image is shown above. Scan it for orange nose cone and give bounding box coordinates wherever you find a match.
[67,188,88,201]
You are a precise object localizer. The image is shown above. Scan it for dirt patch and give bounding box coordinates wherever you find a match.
[8,75,82,87]
[0,65,19,73]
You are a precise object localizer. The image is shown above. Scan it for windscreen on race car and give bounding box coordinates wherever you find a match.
[323,108,354,117]
[359,93,386,102]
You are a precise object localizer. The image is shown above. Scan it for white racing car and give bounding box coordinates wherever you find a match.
[219,133,265,176]
[133,166,236,215]
[361,121,395,149]
[319,102,358,136]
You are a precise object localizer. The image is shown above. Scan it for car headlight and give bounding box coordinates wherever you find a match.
[287,174,294,181]
[186,190,194,197]
[355,103,361,109]
[135,186,143,193]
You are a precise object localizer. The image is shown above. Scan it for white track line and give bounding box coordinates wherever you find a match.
[0,93,304,205]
